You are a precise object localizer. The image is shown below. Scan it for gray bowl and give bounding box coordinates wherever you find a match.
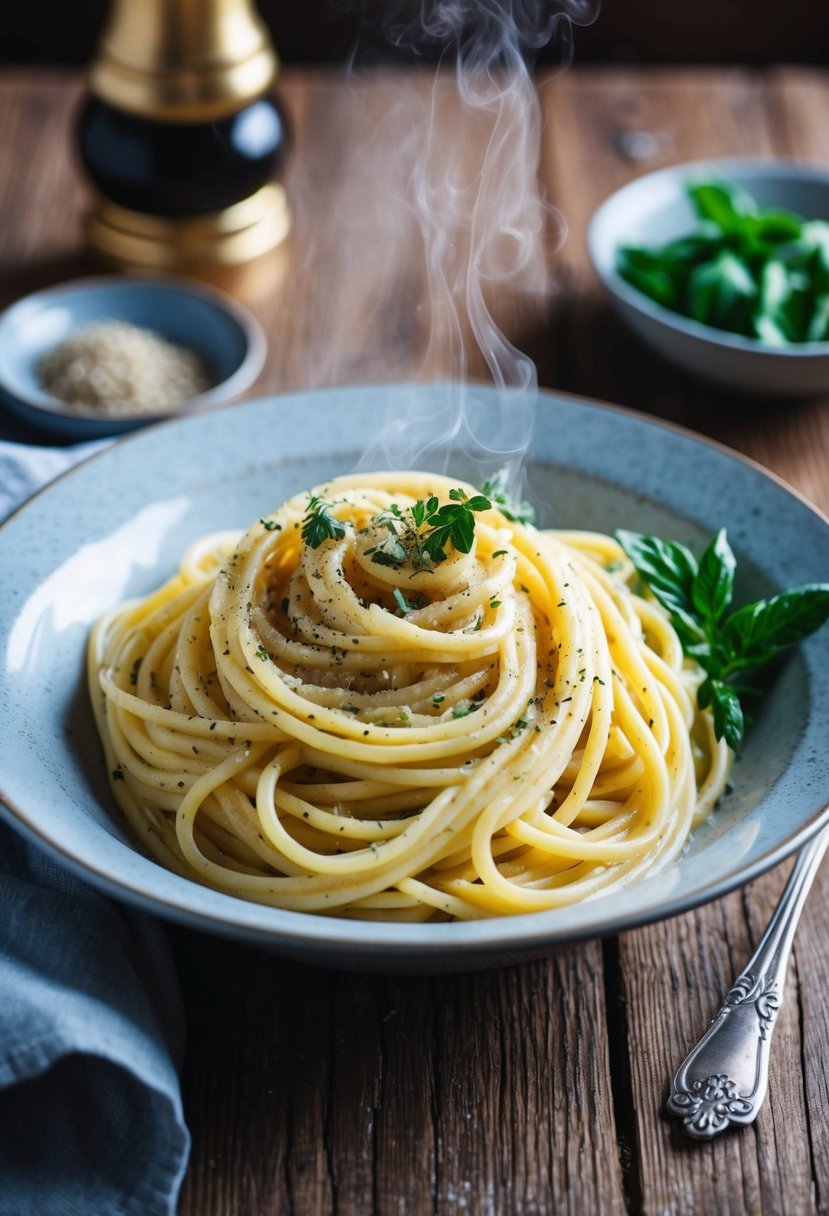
[1,383,828,971]
[587,158,829,396]
[0,274,266,439]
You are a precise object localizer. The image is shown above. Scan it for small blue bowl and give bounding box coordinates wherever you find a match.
[0,275,267,439]
[587,158,829,396]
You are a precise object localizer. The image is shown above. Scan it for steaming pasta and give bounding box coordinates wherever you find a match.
[88,472,731,920]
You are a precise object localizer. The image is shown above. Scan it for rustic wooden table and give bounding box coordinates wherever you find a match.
[2,63,828,1215]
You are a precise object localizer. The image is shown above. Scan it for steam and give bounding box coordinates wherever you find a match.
[286,2,599,490]
[354,0,599,489]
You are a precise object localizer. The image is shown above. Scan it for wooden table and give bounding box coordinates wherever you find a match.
[2,63,828,1215]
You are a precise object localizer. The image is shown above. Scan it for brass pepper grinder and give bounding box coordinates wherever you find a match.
[78,0,291,277]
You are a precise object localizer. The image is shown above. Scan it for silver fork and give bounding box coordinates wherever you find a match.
[667,815,829,1140]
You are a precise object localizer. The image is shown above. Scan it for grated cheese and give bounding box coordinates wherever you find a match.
[38,320,210,417]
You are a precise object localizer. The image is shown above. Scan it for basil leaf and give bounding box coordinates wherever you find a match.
[755,260,813,343]
[687,180,757,233]
[616,250,682,309]
[615,530,703,640]
[802,220,829,264]
[465,495,493,513]
[709,680,745,752]
[692,528,735,624]
[723,585,829,668]
[449,511,476,554]
[807,294,829,342]
[658,231,722,264]
[753,314,790,347]
[687,251,756,330]
[743,209,804,246]
[758,259,791,315]
[619,527,829,753]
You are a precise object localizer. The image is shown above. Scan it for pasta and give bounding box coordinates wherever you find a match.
[88,472,731,921]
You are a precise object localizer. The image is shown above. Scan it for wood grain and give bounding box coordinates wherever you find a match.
[173,939,626,1215]
[0,64,827,1215]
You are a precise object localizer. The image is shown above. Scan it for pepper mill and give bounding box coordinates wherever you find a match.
[77,0,291,277]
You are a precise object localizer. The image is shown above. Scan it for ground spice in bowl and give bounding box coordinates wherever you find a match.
[37,320,210,418]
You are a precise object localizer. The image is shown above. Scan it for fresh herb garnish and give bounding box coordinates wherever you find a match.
[363,488,491,570]
[301,494,347,549]
[393,587,426,615]
[616,178,829,344]
[481,470,536,525]
[616,528,829,751]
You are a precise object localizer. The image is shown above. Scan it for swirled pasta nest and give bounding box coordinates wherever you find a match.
[89,472,730,921]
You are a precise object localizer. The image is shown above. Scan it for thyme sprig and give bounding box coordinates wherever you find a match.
[480,470,536,525]
[363,488,492,571]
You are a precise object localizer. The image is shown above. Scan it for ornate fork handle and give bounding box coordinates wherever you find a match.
[668,820,829,1140]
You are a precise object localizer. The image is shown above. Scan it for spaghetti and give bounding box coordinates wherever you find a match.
[88,472,731,921]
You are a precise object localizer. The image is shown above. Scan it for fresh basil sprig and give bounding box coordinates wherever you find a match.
[615,528,829,751]
[616,178,829,344]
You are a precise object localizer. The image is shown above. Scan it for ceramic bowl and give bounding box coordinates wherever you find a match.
[0,274,266,439]
[1,383,828,972]
[587,158,829,396]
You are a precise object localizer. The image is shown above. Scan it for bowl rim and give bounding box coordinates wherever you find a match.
[0,271,267,424]
[586,155,829,360]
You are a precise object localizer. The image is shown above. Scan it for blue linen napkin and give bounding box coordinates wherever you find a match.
[0,439,191,1216]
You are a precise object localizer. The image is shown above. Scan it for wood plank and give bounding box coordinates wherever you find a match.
[538,66,829,515]
[0,67,624,1212]
[540,67,828,1216]
[794,859,829,1214]
[616,871,820,1216]
[539,66,776,413]
[253,66,556,397]
[0,72,92,308]
[2,65,827,1216]
[174,936,626,1215]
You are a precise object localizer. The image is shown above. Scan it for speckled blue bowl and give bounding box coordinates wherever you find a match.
[0,384,827,971]
[0,274,266,439]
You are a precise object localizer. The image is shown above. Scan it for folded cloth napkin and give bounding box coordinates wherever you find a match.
[0,437,105,522]
[0,438,191,1216]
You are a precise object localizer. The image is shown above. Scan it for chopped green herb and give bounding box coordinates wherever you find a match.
[481,470,536,524]
[302,494,347,549]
